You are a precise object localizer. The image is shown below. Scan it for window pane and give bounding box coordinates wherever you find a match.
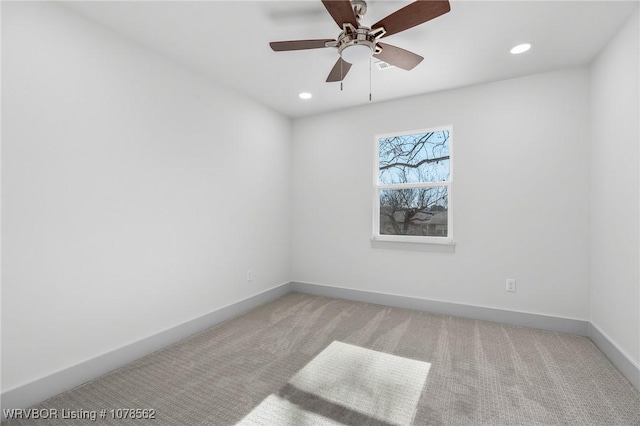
[379,130,450,184]
[379,187,448,237]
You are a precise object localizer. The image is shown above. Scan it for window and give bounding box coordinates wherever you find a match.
[373,127,453,244]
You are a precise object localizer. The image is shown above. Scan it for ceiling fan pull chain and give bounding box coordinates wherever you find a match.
[369,57,372,102]
[341,59,344,91]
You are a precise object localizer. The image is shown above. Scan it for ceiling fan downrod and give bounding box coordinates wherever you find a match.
[352,0,367,21]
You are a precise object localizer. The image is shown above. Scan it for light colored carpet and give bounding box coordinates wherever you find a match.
[238,341,430,426]
[3,292,640,425]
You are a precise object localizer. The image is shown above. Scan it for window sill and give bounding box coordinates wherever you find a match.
[370,236,456,252]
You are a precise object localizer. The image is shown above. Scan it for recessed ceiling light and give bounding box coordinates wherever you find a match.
[298,92,312,100]
[374,60,394,70]
[510,43,532,54]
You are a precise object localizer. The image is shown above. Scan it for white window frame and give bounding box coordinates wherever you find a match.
[372,125,454,245]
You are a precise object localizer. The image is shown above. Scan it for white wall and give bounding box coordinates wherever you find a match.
[590,7,640,369]
[1,2,291,392]
[291,68,591,320]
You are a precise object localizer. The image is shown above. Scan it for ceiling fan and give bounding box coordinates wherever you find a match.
[269,0,451,82]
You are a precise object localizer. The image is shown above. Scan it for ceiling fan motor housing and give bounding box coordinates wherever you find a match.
[335,24,384,64]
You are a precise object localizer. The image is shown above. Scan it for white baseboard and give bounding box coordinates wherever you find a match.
[1,282,292,418]
[589,323,640,390]
[3,280,638,416]
[291,281,589,335]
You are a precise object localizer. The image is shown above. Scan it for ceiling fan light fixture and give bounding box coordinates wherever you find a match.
[298,92,313,100]
[340,43,373,64]
[510,43,532,54]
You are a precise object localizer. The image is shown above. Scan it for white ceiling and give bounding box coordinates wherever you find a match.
[61,0,638,118]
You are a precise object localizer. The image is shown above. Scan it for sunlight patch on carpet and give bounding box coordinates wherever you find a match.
[237,394,344,426]
[238,341,431,426]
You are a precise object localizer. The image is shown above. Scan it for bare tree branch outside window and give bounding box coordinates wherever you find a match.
[377,130,450,237]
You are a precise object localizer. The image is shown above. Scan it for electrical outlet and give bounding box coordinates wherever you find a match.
[247,269,253,282]
[506,279,516,292]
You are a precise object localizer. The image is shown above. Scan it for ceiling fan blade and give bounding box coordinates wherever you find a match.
[374,43,424,70]
[321,0,358,28]
[373,0,450,38]
[326,57,352,82]
[270,39,335,51]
